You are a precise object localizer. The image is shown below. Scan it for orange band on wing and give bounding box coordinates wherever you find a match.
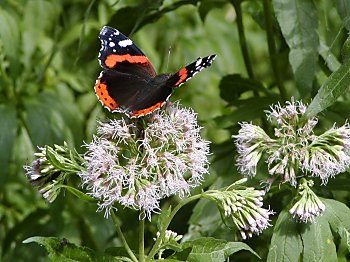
[175,68,187,86]
[129,102,164,118]
[94,79,118,111]
[105,54,150,69]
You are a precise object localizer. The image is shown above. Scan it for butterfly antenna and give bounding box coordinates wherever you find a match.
[166,46,171,71]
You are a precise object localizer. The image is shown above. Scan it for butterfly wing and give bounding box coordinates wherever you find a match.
[98,26,156,78]
[168,54,217,87]
[95,70,172,117]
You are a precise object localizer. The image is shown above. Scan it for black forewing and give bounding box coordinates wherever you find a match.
[98,26,156,78]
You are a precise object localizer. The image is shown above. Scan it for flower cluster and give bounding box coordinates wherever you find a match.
[204,178,274,239]
[234,99,350,186]
[289,179,325,223]
[79,103,210,219]
[24,143,83,202]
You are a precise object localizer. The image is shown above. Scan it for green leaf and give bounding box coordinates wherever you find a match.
[23,236,119,261]
[323,198,350,238]
[22,1,60,67]
[0,7,20,76]
[22,91,83,146]
[305,59,350,118]
[341,34,350,62]
[108,0,164,35]
[272,0,319,96]
[219,74,266,105]
[300,215,337,262]
[181,237,259,262]
[267,210,303,262]
[198,0,227,22]
[0,102,17,188]
[157,206,172,231]
[58,185,97,203]
[214,97,277,128]
[2,209,49,255]
[336,0,350,31]
[319,42,341,72]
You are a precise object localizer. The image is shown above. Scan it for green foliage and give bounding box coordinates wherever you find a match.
[2,0,350,261]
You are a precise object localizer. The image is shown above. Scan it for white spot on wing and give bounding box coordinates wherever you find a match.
[109,42,115,47]
[195,58,202,67]
[118,39,133,47]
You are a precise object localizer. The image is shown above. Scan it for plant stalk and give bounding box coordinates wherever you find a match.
[146,194,202,261]
[262,0,288,100]
[111,211,138,262]
[139,215,145,262]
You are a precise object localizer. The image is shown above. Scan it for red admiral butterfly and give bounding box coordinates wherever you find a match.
[95,26,216,118]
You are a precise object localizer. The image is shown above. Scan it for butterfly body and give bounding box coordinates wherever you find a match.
[95,26,216,118]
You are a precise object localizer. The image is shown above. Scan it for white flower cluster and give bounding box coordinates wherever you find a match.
[289,179,325,223]
[205,179,274,239]
[234,100,350,186]
[79,103,210,219]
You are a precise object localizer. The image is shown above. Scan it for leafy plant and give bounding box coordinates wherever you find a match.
[1,0,350,261]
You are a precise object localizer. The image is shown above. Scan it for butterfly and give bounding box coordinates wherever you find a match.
[94,26,216,118]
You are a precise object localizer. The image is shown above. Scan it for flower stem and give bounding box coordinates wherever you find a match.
[231,0,255,79]
[262,0,287,100]
[146,194,202,261]
[139,214,145,262]
[111,210,138,262]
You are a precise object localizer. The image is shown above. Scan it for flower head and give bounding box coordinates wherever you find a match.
[204,178,274,239]
[234,99,350,186]
[24,142,83,202]
[289,179,325,223]
[79,102,210,219]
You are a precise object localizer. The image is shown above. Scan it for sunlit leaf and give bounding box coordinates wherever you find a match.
[23,236,119,261]
[267,210,303,262]
[273,0,319,96]
[300,215,337,262]
[182,237,259,262]
[305,59,350,118]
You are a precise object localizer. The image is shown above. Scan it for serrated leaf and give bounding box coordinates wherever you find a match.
[337,0,350,31]
[182,237,259,262]
[0,102,17,189]
[267,210,303,262]
[58,185,97,203]
[305,59,350,118]
[23,236,119,261]
[301,215,337,262]
[273,0,319,96]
